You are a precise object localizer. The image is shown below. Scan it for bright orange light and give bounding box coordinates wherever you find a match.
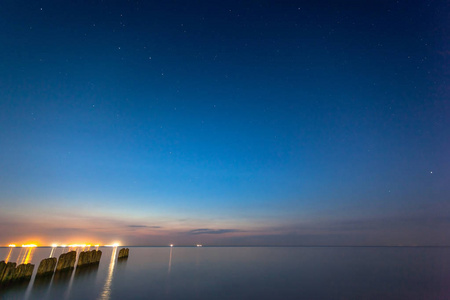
[8,244,16,247]
[22,244,37,248]
[94,245,100,247]
[51,244,57,247]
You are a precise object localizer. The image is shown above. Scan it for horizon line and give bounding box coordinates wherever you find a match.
[2,245,450,248]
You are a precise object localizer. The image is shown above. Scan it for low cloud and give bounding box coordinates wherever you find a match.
[188,228,242,235]
[128,225,161,228]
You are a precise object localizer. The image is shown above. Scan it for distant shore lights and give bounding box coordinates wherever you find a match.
[5,242,118,249]
[49,243,101,248]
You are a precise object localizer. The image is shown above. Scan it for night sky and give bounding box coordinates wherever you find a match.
[1,0,449,246]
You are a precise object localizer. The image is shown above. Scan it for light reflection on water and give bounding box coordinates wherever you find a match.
[168,246,173,274]
[15,247,25,264]
[1,247,450,300]
[4,247,13,263]
[22,247,35,264]
[99,246,117,300]
[49,247,55,258]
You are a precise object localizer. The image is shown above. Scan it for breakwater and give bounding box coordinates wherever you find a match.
[0,261,34,284]
[1,248,106,286]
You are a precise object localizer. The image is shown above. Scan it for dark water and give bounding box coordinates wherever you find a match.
[1,246,449,299]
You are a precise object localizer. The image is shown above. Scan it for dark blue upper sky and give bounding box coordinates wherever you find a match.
[0,0,449,246]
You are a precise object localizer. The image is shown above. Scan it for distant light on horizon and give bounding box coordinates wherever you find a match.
[7,243,107,248]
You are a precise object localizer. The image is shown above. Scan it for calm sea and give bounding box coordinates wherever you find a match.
[0,246,449,299]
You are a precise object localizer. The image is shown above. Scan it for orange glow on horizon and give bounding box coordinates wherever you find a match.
[6,240,118,248]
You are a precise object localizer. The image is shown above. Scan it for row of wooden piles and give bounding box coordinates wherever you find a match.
[0,262,34,284]
[0,249,102,285]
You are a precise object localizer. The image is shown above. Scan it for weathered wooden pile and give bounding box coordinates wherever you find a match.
[55,251,77,272]
[36,257,57,277]
[118,248,129,259]
[0,261,34,284]
[77,250,102,267]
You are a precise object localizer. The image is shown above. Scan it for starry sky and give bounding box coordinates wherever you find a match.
[0,0,449,246]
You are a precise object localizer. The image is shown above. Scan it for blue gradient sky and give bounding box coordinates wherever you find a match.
[0,0,449,246]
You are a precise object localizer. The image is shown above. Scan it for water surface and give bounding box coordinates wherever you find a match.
[1,246,449,299]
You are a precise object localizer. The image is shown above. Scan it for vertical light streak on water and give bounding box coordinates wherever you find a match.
[16,248,25,263]
[168,247,173,274]
[22,248,37,300]
[20,248,30,264]
[44,268,57,299]
[98,246,118,300]
[49,246,56,258]
[23,247,35,264]
[195,247,200,297]
[165,246,174,296]
[64,246,80,300]
[24,274,35,300]
[4,248,13,263]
